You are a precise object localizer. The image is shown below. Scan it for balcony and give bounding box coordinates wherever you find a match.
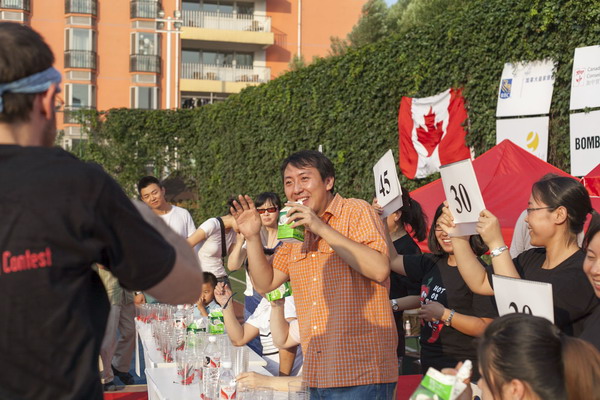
[181,63,270,94]
[0,0,30,11]
[64,50,97,70]
[65,0,97,15]
[130,54,161,73]
[130,0,160,19]
[181,11,274,48]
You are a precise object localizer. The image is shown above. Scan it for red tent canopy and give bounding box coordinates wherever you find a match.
[582,163,600,197]
[409,140,573,252]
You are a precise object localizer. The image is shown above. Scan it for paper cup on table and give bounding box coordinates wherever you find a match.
[288,380,309,399]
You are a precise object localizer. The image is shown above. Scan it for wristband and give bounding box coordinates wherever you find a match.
[134,291,143,295]
[490,245,509,257]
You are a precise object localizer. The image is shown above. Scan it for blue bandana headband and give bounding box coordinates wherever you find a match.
[0,67,62,113]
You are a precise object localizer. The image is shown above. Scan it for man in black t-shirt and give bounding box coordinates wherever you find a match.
[0,23,203,400]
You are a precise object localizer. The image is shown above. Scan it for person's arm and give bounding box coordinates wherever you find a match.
[231,195,289,293]
[236,373,302,391]
[187,227,207,247]
[270,299,299,349]
[393,295,421,310]
[227,233,247,272]
[278,346,297,376]
[438,204,495,295]
[214,282,259,345]
[132,201,203,304]
[286,202,390,282]
[419,301,493,337]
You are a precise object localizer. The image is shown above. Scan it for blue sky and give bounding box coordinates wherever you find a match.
[385,0,397,5]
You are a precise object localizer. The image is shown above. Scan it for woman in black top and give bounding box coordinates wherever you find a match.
[375,188,428,364]
[440,174,598,336]
[581,212,600,350]
[389,204,497,378]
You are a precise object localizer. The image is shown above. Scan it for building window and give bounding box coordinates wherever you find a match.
[182,0,253,15]
[183,48,253,67]
[131,87,159,109]
[65,28,97,69]
[64,83,95,123]
[131,32,159,55]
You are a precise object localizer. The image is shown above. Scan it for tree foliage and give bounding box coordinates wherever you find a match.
[75,0,600,221]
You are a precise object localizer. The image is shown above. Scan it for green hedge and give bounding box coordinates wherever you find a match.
[80,0,600,221]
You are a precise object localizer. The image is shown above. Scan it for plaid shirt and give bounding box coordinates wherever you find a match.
[273,194,398,388]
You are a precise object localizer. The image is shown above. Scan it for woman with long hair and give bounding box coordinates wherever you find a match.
[478,313,600,400]
[440,174,598,335]
[389,203,497,379]
[580,211,600,349]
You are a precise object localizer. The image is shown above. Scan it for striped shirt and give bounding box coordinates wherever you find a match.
[273,194,398,388]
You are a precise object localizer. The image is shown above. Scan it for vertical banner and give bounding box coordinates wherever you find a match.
[496,116,549,161]
[496,59,556,117]
[570,110,600,176]
[570,45,600,110]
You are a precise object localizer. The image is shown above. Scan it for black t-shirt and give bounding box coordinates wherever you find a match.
[404,254,497,375]
[580,299,600,351]
[0,146,176,400]
[512,248,597,336]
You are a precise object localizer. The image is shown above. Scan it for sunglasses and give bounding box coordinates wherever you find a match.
[257,207,278,214]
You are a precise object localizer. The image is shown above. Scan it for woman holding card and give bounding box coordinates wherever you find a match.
[439,174,598,336]
[388,203,497,379]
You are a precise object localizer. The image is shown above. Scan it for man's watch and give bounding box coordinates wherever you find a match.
[391,299,399,312]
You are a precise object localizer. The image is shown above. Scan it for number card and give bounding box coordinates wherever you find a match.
[373,149,403,218]
[492,275,554,323]
[440,159,485,236]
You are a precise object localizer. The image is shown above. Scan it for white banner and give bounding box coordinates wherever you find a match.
[492,275,554,323]
[570,45,600,110]
[496,116,549,161]
[570,110,600,176]
[496,59,556,117]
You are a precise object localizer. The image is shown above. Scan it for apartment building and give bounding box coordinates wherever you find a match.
[0,0,366,147]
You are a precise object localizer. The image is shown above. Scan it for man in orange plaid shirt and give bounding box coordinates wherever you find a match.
[232,150,398,399]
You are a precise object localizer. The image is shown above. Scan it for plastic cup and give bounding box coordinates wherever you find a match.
[288,381,309,399]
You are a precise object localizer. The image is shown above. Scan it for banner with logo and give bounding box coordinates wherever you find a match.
[496,116,549,161]
[570,45,600,110]
[398,88,471,179]
[496,59,556,117]
[570,110,600,176]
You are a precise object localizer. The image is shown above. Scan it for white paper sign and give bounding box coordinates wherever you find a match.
[496,59,556,117]
[570,45,600,110]
[439,159,485,236]
[492,275,554,323]
[496,116,549,161]
[570,110,600,176]
[373,149,403,218]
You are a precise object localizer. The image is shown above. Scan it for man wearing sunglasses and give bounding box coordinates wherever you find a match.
[232,150,397,399]
[0,23,203,400]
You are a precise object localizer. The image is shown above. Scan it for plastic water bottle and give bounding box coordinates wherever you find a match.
[174,305,186,351]
[404,319,412,336]
[202,335,221,400]
[218,361,237,400]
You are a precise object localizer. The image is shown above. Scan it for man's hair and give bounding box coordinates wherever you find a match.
[137,176,162,194]
[202,272,218,288]
[280,150,336,191]
[0,22,55,123]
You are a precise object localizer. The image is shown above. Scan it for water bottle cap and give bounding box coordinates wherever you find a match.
[222,361,232,368]
[208,335,217,342]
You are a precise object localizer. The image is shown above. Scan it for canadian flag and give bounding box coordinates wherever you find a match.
[398,88,471,179]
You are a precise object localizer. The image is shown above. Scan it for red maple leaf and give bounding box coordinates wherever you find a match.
[416,107,444,157]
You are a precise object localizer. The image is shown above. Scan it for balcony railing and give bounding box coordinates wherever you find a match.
[65,0,96,15]
[181,63,270,83]
[130,54,161,73]
[0,0,30,11]
[63,106,95,124]
[130,0,160,19]
[182,10,271,32]
[64,50,97,70]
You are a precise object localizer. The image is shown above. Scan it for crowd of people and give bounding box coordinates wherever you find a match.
[1,22,600,400]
